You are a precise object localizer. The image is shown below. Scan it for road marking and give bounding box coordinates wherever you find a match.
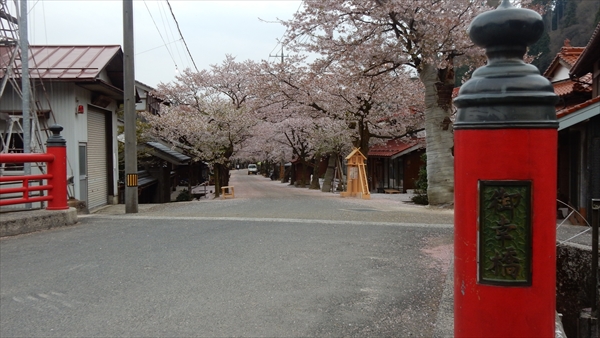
[11,292,79,313]
[85,215,453,229]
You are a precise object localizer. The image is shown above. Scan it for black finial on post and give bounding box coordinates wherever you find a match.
[47,124,66,147]
[453,1,559,129]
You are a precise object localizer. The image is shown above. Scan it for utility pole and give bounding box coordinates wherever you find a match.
[269,45,288,181]
[123,0,138,213]
[269,46,288,64]
[19,0,31,209]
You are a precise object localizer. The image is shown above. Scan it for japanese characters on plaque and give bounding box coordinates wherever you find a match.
[479,181,532,286]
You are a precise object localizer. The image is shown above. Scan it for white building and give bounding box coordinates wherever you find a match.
[1,45,124,211]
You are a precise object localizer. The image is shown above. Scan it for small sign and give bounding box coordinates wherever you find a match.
[126,173,138,187]
[479,180,532,286]
[349,167,358,179]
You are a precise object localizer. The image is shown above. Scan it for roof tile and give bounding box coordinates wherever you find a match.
[552,73,592,97]
[368,139,420,157]
[557,96,600,119]
[542,39,585,77]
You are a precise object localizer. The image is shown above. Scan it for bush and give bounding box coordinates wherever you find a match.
[176,189,192,202]
[411,193,429,205]
[411,154,429,205]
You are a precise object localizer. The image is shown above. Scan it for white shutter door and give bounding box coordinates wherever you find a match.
[87,109,108,209]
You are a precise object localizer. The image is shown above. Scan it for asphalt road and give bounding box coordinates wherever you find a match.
[0,170,454,337]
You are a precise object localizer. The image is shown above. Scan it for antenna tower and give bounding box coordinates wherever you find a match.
[1,0,56,175]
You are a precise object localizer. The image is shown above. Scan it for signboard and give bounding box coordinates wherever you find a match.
[479,180,532,286]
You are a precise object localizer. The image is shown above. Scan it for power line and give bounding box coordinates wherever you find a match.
[165,0,198,72]
[143,1,178,71]
[269,0,304,63]
[157,1,186,71]
[136,38,182,56]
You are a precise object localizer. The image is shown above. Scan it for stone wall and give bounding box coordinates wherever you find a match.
[556,242,596,337]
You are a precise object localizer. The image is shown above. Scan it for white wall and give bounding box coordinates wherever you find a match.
[1,80,119,204]
[551,67,571,82]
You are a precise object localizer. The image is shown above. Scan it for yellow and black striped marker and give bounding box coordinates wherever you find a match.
[126,173,138,187]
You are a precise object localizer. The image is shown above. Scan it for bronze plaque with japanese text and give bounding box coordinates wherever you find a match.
[479,181,532,286]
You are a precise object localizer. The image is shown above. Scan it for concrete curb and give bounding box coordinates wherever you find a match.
[0,207,78,237]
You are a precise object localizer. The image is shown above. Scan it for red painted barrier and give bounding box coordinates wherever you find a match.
[0,125,68,210]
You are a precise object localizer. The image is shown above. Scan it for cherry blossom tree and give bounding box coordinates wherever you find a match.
[145,57,258,197]
[235,120,292,178]
[282,0,494,205]
[142,95,255,196]
[256,58,424,157]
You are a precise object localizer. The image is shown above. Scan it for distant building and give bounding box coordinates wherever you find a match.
[544,30,600,221]
[367,138,425,193]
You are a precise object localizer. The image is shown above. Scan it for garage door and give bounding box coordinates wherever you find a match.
[87,108,108,209]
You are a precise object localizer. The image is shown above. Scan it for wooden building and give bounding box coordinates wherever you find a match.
[367,139,425,193]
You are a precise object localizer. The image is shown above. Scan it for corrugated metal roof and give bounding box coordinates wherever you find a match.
[146,142,191,165]
[0,45,122,80]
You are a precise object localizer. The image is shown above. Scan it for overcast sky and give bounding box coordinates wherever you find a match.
[20,0,301,88]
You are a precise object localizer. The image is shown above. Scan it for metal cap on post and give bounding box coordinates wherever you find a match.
[46,124,68,210]
[47,125,66,147]
[454,0,559,128]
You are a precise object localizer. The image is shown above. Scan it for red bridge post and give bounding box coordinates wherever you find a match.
[453,1,559,336]
[46,125,68,210]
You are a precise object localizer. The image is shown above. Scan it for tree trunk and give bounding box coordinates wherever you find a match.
[264,160,269,177]
[418,62,455,206]
[281,161,287,183]
[321,154,336,192]
[289,163,296,185]
[214,164,220,198]
[220,164,230,187]
[356,119,370,157]
[299,163,307,188]
[310,159,320,189]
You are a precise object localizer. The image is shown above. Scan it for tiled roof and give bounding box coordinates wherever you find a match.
[571,22,600,77]
[558,47,585,67]
[368,139,420,158]
[543,39,585,78]
[557,96,600,119]
[552,73,592,97]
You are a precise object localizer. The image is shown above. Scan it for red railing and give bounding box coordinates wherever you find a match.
[0,125,68,210]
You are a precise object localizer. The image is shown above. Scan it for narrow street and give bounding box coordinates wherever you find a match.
[137,169,455,226]
[1,170,454,337]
